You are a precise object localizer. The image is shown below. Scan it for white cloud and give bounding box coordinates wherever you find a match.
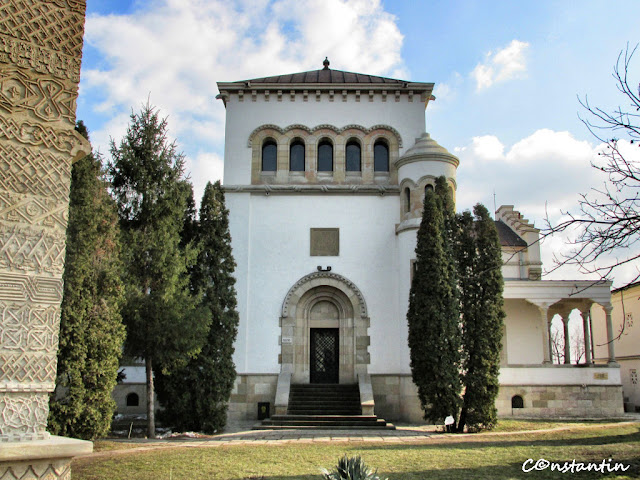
[184,151,224,205]
[82,0,406,168]
[470,135,505,160]
[472,40,529,91]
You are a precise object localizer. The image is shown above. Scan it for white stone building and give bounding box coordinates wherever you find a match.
[214,60,623,423]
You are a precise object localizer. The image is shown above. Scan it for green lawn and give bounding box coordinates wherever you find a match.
[75,423,640,480]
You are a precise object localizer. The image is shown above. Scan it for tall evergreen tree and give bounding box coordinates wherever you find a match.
[457,204,505,432]
[108,104,210,437]
[157,181,239,433]
[49,121,126,440]
[407,184,461,425]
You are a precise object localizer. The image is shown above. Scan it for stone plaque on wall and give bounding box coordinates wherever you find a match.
[310,228,339,256]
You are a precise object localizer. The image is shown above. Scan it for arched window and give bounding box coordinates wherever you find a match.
[374,140,389,172]
[318,139,333,172]
[404,187,411,213]
[345,140,361,172]
[425,184,434,194]
[290,140,305,172]
[262,140,277,172]
[126,392,139,407]
[511,395,524,409]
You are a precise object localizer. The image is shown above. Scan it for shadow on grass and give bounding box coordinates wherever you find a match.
[238,459,640,480]
[357,429,640,452]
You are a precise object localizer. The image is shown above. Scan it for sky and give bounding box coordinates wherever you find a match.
[77,0,640,286]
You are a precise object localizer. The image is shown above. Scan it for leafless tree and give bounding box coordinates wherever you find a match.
[544,44,640,288]
[550,326,565,364]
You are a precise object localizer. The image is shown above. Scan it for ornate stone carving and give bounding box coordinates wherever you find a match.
[0,68,78,124]
[0,459,71,480]
[1,303,60,352]
[0,34,81,83]
[0,227,66,276]
[0,1,86,59]
[0,191,68,230]
[0,116,85,154]
[0,392,49,440]
[0,273,63,305]
[0,353,57,384]
[0,143,72,201]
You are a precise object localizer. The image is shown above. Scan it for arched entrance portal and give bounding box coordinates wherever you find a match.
[280,272,370,384]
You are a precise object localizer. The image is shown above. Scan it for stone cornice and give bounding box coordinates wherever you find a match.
[395,151,459,169]
[224,184,400,195]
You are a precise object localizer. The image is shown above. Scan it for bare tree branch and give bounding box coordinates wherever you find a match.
[543,43,640,289]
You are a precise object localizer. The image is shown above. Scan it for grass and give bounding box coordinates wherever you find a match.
[73,422,640,480]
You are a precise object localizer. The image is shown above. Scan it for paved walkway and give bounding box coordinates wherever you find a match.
[82,413,640,458]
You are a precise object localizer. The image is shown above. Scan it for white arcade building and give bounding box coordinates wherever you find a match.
[213,59,623,423]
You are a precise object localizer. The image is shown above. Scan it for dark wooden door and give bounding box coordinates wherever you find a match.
[310,328,339,384]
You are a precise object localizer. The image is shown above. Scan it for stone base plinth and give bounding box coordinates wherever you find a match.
[228,374,278,421]
[0,436,92,479]
[497,384,625,418]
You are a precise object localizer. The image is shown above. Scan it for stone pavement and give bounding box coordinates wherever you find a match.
[83,414,640,458]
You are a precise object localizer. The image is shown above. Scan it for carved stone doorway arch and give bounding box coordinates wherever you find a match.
[280,272,370,383]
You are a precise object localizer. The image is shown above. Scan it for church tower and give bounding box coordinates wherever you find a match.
[395,133,459,334]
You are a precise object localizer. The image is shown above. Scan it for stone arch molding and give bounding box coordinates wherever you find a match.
[248,123,403,148]
[280,272,370,383]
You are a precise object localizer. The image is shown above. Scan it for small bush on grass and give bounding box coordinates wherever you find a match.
[322,455,387,480]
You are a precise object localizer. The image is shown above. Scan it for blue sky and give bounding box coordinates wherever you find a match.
[78,0,640,284]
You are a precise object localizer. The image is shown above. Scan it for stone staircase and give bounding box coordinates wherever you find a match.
[255,384,395,430]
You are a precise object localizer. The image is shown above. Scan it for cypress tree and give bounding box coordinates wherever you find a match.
[157,181,239,433]
[457,204,505,432]
[48,121,126,440]
[407,183,461,425]
[108,104,210,438]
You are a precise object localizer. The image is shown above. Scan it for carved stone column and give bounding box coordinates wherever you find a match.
[604,304,617,366]
[0,0,92,477]
[536,304,552,364]
[580,309,592,365]
[562,316,571,364]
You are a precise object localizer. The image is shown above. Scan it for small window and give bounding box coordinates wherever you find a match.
[374,140,389,172]
[262,140,277,171]
[511,395,524,409]
[345,140,361,172]
[404,187,411,213]
[126,392,139,407]
[425,184,434,194]
[318,140,333,172]
[290,140,305,172]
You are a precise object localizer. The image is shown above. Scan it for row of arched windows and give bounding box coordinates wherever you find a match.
[262,138,390,173]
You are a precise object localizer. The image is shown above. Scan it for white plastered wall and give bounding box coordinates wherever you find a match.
[504,298,544,364]
[227,192,412,375]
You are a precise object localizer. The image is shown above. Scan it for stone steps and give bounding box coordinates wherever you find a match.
[254,384,394,430]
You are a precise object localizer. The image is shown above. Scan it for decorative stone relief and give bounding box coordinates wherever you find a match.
[0,459,71,480]
[1,303,60,352]
[0,273,63,305]
[0,0,86,58]
[0,227,66,276]
[0,392,49,440]
[0,117,85,154]
[0,144,72,201]
[0,191,68,230]
[0,353,57,384]
[0,0,88,452]
[0,68,78,124]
